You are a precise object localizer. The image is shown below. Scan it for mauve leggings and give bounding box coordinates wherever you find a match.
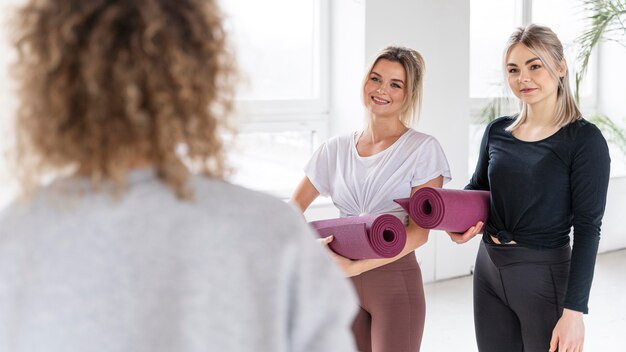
[350,251,425,352]
[474,240,571,352]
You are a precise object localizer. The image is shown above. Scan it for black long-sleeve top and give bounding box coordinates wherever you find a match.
[466,116,611,313]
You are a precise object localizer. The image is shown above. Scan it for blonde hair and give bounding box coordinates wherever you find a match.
[11,0,237,198]
[504,24,581,131]
[362,46,425,127]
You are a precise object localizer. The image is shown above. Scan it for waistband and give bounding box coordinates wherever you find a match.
[369,251,418,271]
[480,240,571,268]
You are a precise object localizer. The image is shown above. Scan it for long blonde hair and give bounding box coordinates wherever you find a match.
[362,46,425,127]
[504,24,581,131]
[11,0,237,198]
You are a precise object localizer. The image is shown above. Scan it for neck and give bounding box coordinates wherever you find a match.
[365,115,407,143]
[524,96,559,127]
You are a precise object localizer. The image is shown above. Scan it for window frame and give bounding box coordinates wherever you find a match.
[234,0,330,123]
[469,0,599,120]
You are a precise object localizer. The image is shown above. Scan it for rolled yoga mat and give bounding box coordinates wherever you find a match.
[394,187,490,233]
[309,214,407,259]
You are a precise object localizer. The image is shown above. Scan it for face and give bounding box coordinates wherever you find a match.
[506,43,565,107]
[363,59,407,119]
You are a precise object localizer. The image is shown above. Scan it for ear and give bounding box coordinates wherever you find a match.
[557,58,567,78]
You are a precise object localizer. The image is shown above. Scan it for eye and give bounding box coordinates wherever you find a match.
[391,83,402,89]
[370,76,381,82]
[508,68,519,74]
[529,64,542,70]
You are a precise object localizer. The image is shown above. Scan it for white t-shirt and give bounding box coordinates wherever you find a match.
[305,129,451,221]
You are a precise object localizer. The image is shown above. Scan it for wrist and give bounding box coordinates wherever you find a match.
[349,260,365,276]
[563,308,584,318]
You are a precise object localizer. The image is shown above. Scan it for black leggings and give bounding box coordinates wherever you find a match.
[473,240,571,352]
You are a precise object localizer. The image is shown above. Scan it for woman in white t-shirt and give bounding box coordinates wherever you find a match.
[291,46,451,352]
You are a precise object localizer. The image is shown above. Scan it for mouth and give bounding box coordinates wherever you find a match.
[520,88,537,94]
[371,96,390,105]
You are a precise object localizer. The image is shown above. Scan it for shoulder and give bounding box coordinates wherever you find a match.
[565,118,607,144]
[568,118,603,136]
[323,132,355,150]
[487,115,515,132]
[400,129,447,154]
[191,177,309,236]
[566,118,609,153]
[402,128,439,146]
[193,177,298,216]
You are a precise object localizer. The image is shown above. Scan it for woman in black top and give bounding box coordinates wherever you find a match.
[450,24,610,352]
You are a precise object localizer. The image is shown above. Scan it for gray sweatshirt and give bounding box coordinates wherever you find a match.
[0,170,357,352]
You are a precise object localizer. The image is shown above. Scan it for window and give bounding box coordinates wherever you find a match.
[469,0,519,99]
[220,0,330,196]
[221,0,329,115]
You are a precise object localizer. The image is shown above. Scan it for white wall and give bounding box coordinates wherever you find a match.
[596,40,626,252]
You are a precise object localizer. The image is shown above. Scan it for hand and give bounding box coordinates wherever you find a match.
[446,221,483,244]
[549,308,585,352]
[319,235,362,277]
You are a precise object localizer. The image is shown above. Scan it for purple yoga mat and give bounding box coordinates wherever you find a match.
[394,187,490,233]
[309,214,406,259]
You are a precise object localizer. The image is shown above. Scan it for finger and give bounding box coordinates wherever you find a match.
[460,227,477,241]
[549,333,558,352]
[319,235,333,244]
[446,232,461,242]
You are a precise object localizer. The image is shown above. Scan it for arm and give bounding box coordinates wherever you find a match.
[290,176,320,213]
[550,125,610,352]
[335,176,444,277]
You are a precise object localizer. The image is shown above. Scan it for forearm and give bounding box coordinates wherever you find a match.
[350,225,429,275]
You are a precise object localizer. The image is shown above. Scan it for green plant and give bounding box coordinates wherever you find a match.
[576,0,626,157]
[476,95,514,124]
[575,0,626,102]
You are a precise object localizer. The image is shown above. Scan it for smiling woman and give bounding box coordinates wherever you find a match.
[291,46,451,352]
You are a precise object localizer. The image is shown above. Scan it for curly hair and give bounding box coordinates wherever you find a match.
[11,0,236,198]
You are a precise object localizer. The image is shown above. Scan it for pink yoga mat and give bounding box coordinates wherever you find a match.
[395,187,490,233]
[309,214,406,259]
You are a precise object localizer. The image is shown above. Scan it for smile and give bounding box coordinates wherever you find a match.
[520,88,537,94]
[371,96,390,105]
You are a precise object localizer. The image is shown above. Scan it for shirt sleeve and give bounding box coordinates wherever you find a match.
[304,142,332,197]
[410,136,452,187]
[465,122,492,191]
[287,215,358,352]
[564,123,611,313]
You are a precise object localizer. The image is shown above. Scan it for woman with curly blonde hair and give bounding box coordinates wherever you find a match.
[0,1,358,351]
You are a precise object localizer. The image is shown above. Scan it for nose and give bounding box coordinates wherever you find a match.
[376,86,386,94]
[518,70,531,83]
